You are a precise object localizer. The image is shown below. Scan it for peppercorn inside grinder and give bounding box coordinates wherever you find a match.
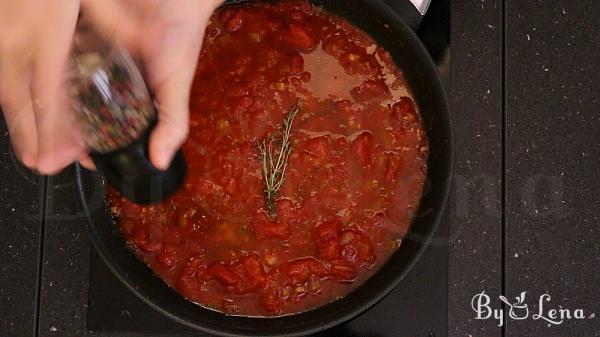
[72,49,187,204]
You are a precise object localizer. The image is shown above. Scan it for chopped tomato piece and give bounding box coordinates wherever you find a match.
[314,220,341,242]
[262,284,284,315]
[290,54,305,75]
[234,96,254,114]
[208,262,242,287]
[322,35,349,59]
[132,229,162,253]
[177,256,206,291]
[335,99,353,114]
[317,239,341,260]
[303,136,331,160]
[288,23,316,50]
[236,255,267,292]
[351,132,373,168]
[276,199,296,224]
[285,258,323,285]
[290,10,306,22]
[314,220,342,260]
[253,214,290,240]
[341,230,375,268]
[225,10,244,32]
[329,261,357,282]
[157,248,178,270]
[351,78,391,102]
[258,48,280,69]
[391,97,419,128]
[384,153,404,182]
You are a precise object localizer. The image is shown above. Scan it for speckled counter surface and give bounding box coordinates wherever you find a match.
[504,1,600,336]
[1,0,599,336]
[448,0,503,336]
[0,125,45,336]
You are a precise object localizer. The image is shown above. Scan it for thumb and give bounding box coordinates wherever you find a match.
[146,23,204,170]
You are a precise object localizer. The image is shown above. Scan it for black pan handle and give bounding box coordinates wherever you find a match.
[383,0,431,31]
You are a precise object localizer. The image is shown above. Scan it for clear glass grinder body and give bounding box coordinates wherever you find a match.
[71,25,187,204]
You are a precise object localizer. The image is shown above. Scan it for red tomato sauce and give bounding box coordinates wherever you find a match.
[108,0,428,316]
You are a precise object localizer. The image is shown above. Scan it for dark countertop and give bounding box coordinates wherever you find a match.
[0,135,45,336]
[505,1,600,335]
[449,0,503,335]
[1,0,599,336]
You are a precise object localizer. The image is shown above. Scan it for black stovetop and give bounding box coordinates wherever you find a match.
[85,1,450,336]
[3,1,599,337]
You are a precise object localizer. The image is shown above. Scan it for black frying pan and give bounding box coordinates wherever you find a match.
[76,0,452,335]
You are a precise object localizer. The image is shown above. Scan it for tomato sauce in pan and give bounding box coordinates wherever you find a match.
[108,0,428,316]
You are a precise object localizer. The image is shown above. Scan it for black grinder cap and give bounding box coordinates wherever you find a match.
[90,119,187,205]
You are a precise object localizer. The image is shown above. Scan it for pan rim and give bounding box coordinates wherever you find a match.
[76,0,453,335]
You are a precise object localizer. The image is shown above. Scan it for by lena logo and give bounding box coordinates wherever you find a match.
[471,291,591,327]
[499,292,529,321]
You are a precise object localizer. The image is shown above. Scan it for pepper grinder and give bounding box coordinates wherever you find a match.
[72,28,187,205]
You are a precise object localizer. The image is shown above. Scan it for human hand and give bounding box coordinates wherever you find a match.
[82,0,224,169]
[0,0,87,174]
[0,0,222,174]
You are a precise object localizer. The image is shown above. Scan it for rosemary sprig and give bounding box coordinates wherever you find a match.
[258,104,300,219]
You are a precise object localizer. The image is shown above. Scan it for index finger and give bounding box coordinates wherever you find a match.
[31,1,85,175]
